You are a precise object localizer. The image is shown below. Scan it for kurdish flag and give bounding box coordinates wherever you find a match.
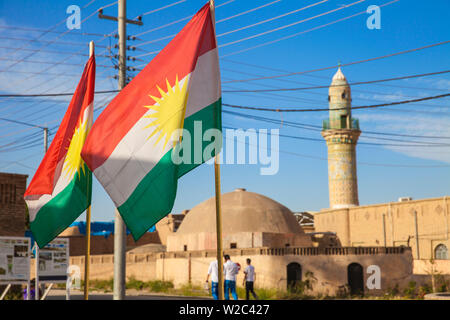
[24,55,95,248]
[81,3,221,241]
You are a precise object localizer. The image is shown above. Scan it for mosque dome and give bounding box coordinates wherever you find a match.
[176,188,305,235]
[331,66,348,84]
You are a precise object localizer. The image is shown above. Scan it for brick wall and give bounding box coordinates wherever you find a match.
[0,172,28,236]
[61,232,162,256]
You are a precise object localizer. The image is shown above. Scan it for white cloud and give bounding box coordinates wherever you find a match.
[357,111,450,164]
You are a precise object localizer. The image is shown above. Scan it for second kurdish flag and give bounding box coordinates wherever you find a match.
[81,3,222,240]
[24,54,95,248]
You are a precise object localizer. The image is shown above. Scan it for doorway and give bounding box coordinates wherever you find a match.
[347,263,364,295]
[287,262,302,291]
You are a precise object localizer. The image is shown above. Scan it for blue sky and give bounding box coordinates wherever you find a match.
[0,0,449,223]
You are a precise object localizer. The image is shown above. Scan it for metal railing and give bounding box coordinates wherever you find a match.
[323,118,360,130]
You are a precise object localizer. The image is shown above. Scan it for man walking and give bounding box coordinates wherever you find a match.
[243,258,258,300]
[223,255,238,300]
[206,259,219,300]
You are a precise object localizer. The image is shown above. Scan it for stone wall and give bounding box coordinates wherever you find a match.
[68,246,414,295]
[0,172,28,237]
[315,197,450,260]
[167,232,312,252]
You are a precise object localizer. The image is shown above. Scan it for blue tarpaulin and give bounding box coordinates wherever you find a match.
[25,222,156,242]
[69,221,156,238]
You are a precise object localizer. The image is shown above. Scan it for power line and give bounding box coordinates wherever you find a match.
[223,92,450,112]
[4,69,449,99]
[218,0,364,48]
[0,57,114,69]
[0,25,110,38]
[218,0,326,39]
[134,0,280,51]
[222,37,450,83]
[217,0,282,24]
[221,0,400,57]
[0,36,108,48]
[0,90,119,98]
[133,0,236,38]
[0,117,47,129]
[222,110,450,140]
[221,125,450,168]
[222,70,450,93]
[0,45,113,58]
[0,2,110,74]
[140,0,187,17]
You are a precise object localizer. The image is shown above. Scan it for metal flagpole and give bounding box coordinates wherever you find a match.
[83,41,95,300]
[210,0,224,301]
[35,127,48,300]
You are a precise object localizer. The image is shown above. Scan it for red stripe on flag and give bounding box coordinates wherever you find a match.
[81,3,216,171]
[24,56,96,197]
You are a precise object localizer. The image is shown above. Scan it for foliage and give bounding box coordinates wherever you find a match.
[417,284,432,300]
[178,284,208,297]
[235,286,281,300]
[384,284,400,298]
[402,281,417,299]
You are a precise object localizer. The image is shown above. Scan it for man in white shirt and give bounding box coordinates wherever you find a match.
[206,259,219,300]
[243,259,258,300]
[243,258,258,300]
[223,255,238,300]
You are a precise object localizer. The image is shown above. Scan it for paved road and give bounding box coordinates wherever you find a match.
[46,289,211,300]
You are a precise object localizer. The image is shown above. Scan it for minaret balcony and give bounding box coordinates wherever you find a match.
[323,118,360,131]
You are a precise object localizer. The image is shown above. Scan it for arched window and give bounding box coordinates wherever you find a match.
[435,244,449,260]
[341,92,346,99]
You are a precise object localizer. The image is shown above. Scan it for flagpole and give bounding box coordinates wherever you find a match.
[210,0,224,301]
[35,128,48,300]
[83,41,95,301]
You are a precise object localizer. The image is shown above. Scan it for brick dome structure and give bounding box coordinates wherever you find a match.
[168,188,312,251]
[177,188,306,235]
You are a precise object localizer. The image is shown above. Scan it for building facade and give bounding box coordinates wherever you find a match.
[314,197,450,262]
[0,172,28,237]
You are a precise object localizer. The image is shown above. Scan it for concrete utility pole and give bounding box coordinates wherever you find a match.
[98,0,142,300]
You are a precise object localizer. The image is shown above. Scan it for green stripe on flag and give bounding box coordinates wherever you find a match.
[30,166,92,248]
[118,99,222,240]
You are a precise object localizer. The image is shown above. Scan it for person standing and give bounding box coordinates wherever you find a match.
[223,255,238,300]
[243,258,258,300]
[206,259,219,300]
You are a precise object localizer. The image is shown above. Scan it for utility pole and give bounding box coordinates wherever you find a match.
[0,118,48,300]
[98,0,142,300]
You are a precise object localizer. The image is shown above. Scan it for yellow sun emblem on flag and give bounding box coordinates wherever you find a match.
[62,120,89,178]
[144,75,189,149]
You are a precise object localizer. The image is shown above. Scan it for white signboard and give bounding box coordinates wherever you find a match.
[0,236,30,284]
[38,238,69,283]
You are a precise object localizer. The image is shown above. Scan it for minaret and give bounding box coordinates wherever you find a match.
[321,67,360,209]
